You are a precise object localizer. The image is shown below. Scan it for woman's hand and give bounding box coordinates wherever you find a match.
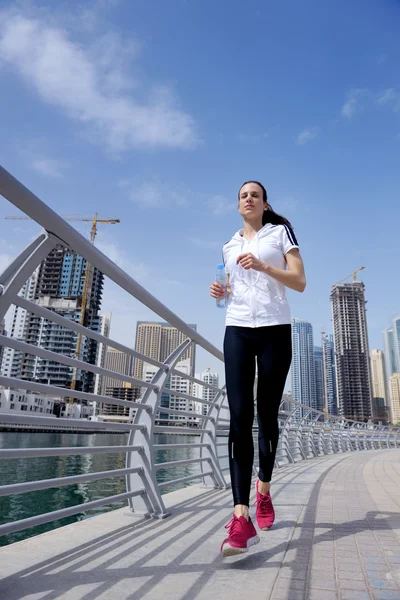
[210,281,231,299]
[210,282,225,299]
[236,253,267,272]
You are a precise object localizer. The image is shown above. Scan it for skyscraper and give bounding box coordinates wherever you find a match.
[193,368,219,417]
[389,373,400,425]
[291,319,316,412]
[1,270,39,378]
[331,281,372,421]
[94,312,112,396]
[383,317,400,382]
[134,321,196,379]
[1,245,104,393]
[321,333,338,415]
[313,346,324,412]
[370,349,387,403]
[133,322,197,426]
[370,349,389,423]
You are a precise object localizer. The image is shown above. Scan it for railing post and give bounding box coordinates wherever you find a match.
[200,388,228,489]
[126,340,192,519]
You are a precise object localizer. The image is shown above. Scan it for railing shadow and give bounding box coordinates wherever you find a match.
[2,453,397,600]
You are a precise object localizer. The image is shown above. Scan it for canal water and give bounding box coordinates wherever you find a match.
[0,431,228,547]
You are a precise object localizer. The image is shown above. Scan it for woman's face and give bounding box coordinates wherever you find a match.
[238,182,267,222]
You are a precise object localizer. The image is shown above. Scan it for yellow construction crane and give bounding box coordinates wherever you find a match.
[5,213,120,400]
[334,266,366,286]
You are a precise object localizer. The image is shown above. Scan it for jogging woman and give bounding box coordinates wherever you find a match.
[210,181,306,557]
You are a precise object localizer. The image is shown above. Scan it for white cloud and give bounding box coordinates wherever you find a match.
[340,89,367,118]
[96,237,148,280]
[209,195,235,217]
[296,128,319,145]
[123,179,190,209]
[0,9,198,152]
[376,88,400,112]
[30,158,65,179]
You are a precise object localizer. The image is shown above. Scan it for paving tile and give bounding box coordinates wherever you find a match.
[341,592,371,600]
[339,578,369,591]
[307,588,338,600]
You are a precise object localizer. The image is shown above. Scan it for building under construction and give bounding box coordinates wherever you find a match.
[330,280,373,421]
[3,245,104,393]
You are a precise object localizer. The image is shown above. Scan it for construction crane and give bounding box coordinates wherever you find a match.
[334,266,366,286]
[5,213,120,400]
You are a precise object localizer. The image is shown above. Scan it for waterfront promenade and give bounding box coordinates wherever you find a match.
[1,449,399,600]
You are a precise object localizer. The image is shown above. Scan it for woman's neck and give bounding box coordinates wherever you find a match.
[241,220,264,240]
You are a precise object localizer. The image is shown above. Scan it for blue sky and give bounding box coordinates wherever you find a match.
[0,0,400,384]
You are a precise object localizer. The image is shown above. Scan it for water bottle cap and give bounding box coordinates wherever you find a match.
[217,264,225,269]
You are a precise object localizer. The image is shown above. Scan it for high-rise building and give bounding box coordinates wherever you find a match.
[321,333,338,415]
[1,270,39,378]
[314,346,324,412]
[133,321,196,379]
[96,347,133,416]
[331,281,372,421]
[1,246,104,393]
[291,319,316,412]
[383,317,400,383]
[193,368,219,417]
[389,373,400,425]
[134,322,197,426]
[94,312,112,396]
[370,349,387,404]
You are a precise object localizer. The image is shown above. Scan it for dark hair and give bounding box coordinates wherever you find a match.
[238,180,292,227]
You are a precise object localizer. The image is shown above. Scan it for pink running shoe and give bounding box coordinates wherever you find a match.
[254,480,275,530]
[220,515,260,557]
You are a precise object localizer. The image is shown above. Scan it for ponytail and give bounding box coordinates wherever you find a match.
[239,180,293,228]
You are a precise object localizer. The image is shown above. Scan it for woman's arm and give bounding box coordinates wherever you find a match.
[236,248,306,292]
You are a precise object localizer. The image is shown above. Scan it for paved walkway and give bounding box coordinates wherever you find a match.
[1,449,399,600]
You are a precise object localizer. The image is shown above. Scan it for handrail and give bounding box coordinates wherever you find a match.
[0,163,399,542]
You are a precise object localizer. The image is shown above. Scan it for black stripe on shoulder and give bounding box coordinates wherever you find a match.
[284,224,299,246]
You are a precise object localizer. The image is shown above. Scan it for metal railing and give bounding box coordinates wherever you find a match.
[0,164,399,540]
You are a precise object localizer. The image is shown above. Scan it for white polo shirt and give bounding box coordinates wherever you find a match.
[222,223,299,328]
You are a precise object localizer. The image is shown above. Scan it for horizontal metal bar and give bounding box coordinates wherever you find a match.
[0,335,156,390]
[153,443,209,450]
[153,426,210,435]
[0,467,143,496]
[15,295,167,371]
[221,467,230,472]
[0,165,224,363]
[155,406,215,422]
[158,471,213,489]
[0,376,149,412]
[171,369,223,392]
[155,457,209,470]
[0,413,145,431]
[216,442,227,446]
[0,445,142,459]
[160,389,211,406]
[218,454,229,459]
[0,489,144,536]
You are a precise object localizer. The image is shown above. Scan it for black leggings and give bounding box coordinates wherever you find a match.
[223,324,292,506]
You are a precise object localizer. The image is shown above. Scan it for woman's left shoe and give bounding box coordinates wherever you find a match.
[254,480,275,530]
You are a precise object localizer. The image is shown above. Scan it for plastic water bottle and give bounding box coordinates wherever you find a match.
[216,264,228,308]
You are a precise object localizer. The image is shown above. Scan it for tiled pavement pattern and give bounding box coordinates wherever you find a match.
[0,450,399,600]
